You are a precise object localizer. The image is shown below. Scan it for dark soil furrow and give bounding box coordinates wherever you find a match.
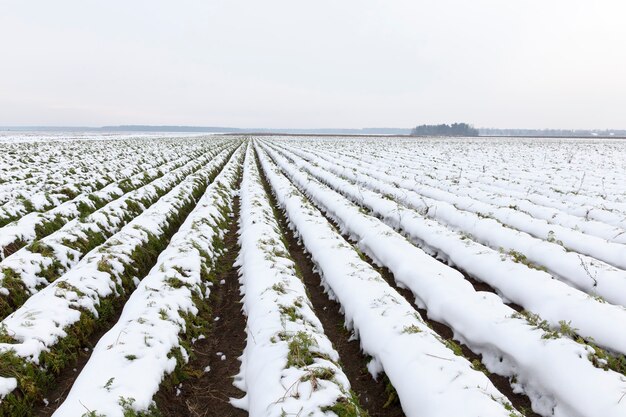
[266,142,525,312]
[261,142,538,415]
[25,154,237,417]
[256,151,405,417]
[155,195,247,417]
[307,204,541,417]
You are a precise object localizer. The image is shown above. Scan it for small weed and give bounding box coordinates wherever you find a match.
[322,393,368,417]
[272,282,287,294]
[443,338,464,356]
[401,324,422,334]
[104,377,115,391]
[287,332,316,368]
[508,250,548,272]
[279,305,302,322]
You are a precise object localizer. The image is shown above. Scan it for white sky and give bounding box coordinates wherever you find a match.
[1,0,625,129]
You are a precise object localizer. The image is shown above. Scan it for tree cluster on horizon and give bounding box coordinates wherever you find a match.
[411,123,479,137]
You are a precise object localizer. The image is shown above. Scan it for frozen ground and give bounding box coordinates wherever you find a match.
[0,133,625,417]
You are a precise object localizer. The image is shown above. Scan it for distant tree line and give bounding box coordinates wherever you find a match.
[411,123,479,137]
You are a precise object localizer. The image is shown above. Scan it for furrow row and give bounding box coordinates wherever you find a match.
[0,142,243,415]
[260,141,626,417]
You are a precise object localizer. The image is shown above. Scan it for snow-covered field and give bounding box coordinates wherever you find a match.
[1,134,625,417]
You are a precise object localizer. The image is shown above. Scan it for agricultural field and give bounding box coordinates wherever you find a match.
[0,134,625,417]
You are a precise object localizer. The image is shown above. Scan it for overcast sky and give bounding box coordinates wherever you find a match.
[1,0,625,129]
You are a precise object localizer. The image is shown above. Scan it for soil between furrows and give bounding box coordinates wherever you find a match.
[262,144,539,416]
[33,183,224,416]
[268,143,525,313]
[155,195,247,417]
[311,207,541,417]
[256,151,406,417]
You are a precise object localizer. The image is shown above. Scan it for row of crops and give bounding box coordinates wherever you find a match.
[0,134,625,417]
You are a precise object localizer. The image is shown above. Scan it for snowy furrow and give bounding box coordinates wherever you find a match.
[306,138,626,227]
[356,146,626,243]
[354,146,626,229]
[0,145,214,261]
[51,144,244,417]
[287,142,626,245]
[0,152,133,213]
[231,147,361,417]
[257,144,520,417]
[0,142,209,226]
[0,142,243,413]
[275,143,626,305]
[417,176,626,245]
[432,160,626,212]
[263,143,626,358]
[338,136,626,196]
[0,136,222,210]
[387,148,625,201]
[0,143,237,320]
[278,141,626,247]
[339,138,626,208]
[465,180,626,231]
[259,142,626,417]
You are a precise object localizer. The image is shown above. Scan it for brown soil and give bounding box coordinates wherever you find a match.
[2,238,26,259]
[155,195,247,417]
[256,153,406,417]
[283,231,406,417]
